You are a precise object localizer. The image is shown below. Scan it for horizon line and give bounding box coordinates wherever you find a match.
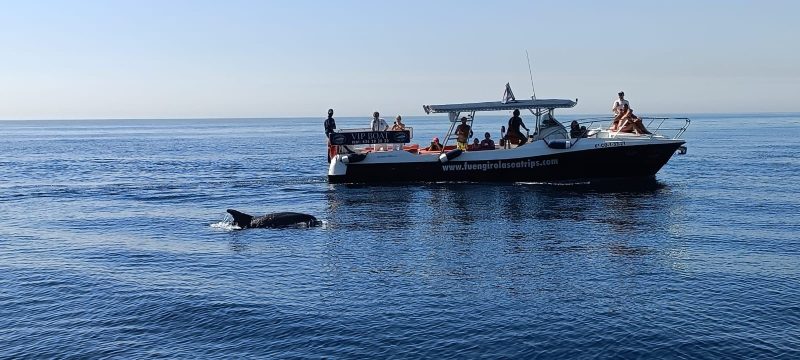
[2,111,800,122]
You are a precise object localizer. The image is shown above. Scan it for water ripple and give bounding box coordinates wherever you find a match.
[1,117,799,358]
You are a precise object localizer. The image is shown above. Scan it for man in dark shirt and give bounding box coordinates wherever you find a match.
[324,109,336,137]
[507,109,529,145]
[324,109,337,163]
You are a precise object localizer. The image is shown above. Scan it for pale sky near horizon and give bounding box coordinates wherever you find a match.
[1,0,798,120]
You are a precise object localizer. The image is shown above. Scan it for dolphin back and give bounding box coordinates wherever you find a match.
[251,212,320,228]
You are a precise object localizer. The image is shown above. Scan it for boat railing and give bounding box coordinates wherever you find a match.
[570,116,690,140]
[337,127,372,132]
[640,117,691,139]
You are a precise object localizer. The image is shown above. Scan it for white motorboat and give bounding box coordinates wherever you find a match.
[327,96,689,184]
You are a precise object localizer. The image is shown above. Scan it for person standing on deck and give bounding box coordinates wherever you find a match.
[370,111,389,131]
[370,111,389,151]
[454,117,472,151]
[324,109,337,162]
[391,115,406,151]
[324,109,336,138]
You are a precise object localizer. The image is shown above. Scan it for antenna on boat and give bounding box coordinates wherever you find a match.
[526,49,537,100]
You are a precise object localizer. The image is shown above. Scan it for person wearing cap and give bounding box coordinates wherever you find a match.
[611,91,630,116]
[324,109,337,162]
[324,109,336,137]
[454,117,473,150]
[427,137,443,151]
[370,111,388,131]
[370,111,389,151]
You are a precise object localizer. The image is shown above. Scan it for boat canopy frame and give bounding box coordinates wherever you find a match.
[424,98,578,150]
[423,98,577,114]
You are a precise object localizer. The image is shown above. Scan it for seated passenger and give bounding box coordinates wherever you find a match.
[468,138,481,151]
[611,104,651,135]
[480,132,496,150]
[426,137,443,151]
[570,121,587,138]
[609,111,624,131]
[499,126,507,148]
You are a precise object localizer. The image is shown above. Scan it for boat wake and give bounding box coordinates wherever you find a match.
[514,181,592,186]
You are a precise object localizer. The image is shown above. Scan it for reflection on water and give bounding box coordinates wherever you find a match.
[324,180,683,269]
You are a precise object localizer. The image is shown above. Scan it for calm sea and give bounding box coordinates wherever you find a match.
[1,114,799,359]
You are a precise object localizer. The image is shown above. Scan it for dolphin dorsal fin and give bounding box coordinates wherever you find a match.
[226,209,253,228]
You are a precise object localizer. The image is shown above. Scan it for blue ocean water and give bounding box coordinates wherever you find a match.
[1,114,799,359]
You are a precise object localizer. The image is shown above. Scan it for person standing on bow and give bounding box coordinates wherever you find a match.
[507,109,529,146]
[611,91,630,116]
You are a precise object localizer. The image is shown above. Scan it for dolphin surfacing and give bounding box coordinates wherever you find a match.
[226,209,320,229]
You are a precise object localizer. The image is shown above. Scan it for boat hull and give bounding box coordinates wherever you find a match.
[328,140,684,184]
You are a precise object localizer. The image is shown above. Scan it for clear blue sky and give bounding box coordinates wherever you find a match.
[1,0,798,119]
